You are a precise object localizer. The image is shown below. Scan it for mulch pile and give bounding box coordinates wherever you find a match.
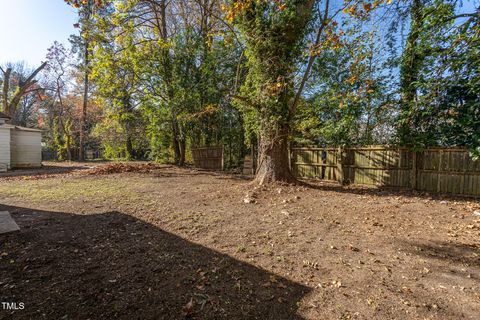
[0,163,164,182]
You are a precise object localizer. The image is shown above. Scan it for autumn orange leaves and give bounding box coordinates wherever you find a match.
[342,0,393,18]
[222,0,289,23]
[64,0,104,9]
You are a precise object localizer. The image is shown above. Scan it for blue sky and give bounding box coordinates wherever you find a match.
[0,0,77,67]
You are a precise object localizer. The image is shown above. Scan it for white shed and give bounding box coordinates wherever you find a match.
[0,112,42,170]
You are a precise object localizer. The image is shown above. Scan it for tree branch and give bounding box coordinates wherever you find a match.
[289,0,331,117]
[2,68,11,112]
[231,94,256,108]
[7,62,47,116]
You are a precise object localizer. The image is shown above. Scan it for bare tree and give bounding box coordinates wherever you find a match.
[0,62,47,122]
[44,42,75,160]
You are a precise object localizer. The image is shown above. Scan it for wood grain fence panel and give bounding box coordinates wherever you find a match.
[291,146,480,196]
[339,148,412,187]
[191,146,224,170]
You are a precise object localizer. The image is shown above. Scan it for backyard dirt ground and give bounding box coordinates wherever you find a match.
[0,162,479,319]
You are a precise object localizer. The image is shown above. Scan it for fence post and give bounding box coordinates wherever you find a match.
[411,150,417,190]
[288,142,292,173]
[252,146,256,174]
[221,145,224,171]
[337,146,344,185]
[437,150,443,193]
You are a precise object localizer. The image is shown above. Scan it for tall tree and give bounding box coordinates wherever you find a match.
[229,0,317,184]
[67,0,95,160]
[90,10,142,159]
[97,0,187,164]
[43,42,75,160]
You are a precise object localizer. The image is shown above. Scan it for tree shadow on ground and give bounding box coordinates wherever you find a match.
[152,168,253,182]
[299,180,480,202]
[401,240,480,269]
[0,204,310,320]
[190,166,480,202]
[397,239,480,318]
[156,168,479,202]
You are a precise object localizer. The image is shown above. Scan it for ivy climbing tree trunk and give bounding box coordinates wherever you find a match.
[255,124,293,184]
[232,0,316,184]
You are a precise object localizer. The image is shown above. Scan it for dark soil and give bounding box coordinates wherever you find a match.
[0,164,479,319]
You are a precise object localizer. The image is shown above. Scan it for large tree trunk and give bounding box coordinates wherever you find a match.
[179,138,186,166]
[126,136,134,159]
[232,0,315,185]
[66,138,72,161]
[255,125,294,185]
[125,122,134,159]
[172,135,181,165]
[171,115,182,165]
[155,0,184,166]
[59,116,72,161]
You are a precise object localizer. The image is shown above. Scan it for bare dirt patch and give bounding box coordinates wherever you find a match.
[0,164,479,319]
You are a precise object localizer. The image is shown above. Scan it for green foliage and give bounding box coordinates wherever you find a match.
[91,115,128,159]
[52,117,74,161]
[232,0,315,144]
[91,106,150,160]
[88,0,246,165]
[295,24,395,147]
[141,100,174,163]
[398,0,480,154]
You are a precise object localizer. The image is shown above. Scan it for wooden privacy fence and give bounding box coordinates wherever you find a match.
[191,146,224,170]
[291,146,480,196]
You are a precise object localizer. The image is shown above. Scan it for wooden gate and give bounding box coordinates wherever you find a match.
[191,146,224,170]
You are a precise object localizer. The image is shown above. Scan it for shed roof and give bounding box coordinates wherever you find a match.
[0,123,43,133]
